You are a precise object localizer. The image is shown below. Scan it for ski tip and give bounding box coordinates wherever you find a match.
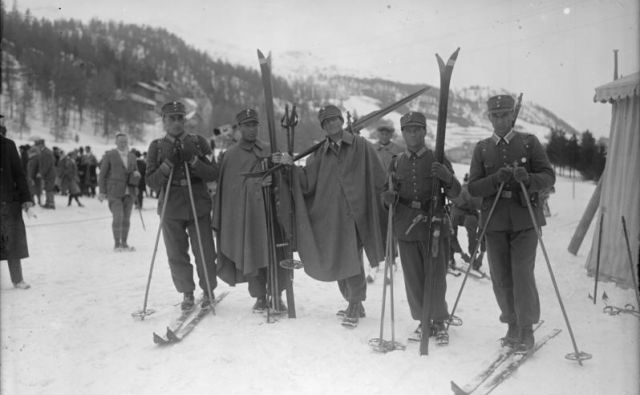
[166,327,180,342]
[153,332,168,345]
[450,381,469,395]
[257,49,265,59]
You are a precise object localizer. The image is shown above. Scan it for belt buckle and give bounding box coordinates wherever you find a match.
[501,191,512,199]
[179,179,188,186]
[410,200,422,209]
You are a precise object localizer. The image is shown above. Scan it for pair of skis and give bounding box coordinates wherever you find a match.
[451,322,561,394]
[153,292,229,345]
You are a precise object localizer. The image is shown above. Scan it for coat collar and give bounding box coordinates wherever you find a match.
[404,146,428,159]
[492,129,516,145]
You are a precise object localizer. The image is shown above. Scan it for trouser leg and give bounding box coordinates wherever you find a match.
[511,228,540,326]
[108,198,125,245]
[429,237,449,322]
[248,269,267,298]
[465,215,479,255]
[486,231,516,324]
[162,218,195,293]
[7,259,23,284]
[186,214,217,293]
[337,247,367,303]
[121,195,134,244]
[398,240,424,320]
[398,239,449,322]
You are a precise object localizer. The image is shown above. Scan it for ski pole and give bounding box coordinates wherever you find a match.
[518,181,591,364]
[621,216,640,308]
[370,174,405,352]
[592,212,604,304]
[184,164,215,314]
[132,168,174,320]
[137,196,146,231]
[447,181,505,330]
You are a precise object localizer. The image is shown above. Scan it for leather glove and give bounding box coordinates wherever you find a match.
[166,143,181,166]
[495,167,513,184]
[272,152,293,165]
[381,190,398,205]
[98,193,106,202]
[431,162,453,184]
[513,167,530,184]
[22,201,34,210]
[180,138,198,164]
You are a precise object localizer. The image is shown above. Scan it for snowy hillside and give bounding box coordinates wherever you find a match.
[1,162,638,394]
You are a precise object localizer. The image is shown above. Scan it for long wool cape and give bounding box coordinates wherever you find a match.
[291,133,386,281]
[213,141,271,285]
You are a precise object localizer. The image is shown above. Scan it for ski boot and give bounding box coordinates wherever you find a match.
[181,292,195,311]
[501,323,519,347]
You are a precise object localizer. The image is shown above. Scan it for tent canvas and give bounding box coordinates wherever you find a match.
[585,72,640,288]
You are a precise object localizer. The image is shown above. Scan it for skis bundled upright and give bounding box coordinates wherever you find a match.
[420,47,461,356]
[257,49,296,321]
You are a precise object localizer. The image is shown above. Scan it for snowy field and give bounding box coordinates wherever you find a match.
[1,166,639,395]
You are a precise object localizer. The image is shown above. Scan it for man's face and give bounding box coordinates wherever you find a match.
[488,110,515,136]
[401,125,427,150]
[115,135,128,151]
[378,129,393,145]
[321,116,343,136]
[239,121,258,142]
[163,113,186,137]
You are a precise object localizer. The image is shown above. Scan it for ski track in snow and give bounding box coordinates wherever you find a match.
[1,167,638,395]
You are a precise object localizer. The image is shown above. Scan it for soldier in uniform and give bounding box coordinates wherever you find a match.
[213,108,288,312]
[381,111,461,344]
[468,94,555,351]
[145,101,219,311]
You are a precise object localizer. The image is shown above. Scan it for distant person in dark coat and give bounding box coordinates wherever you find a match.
[82,146,98,197]
[58,150,84,207]
[1,133,34,289]
[99,133,140,251]
[29,139,56,209]
[132,149,147,209]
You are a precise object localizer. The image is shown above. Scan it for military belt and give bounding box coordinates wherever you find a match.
[398,197,427,210]
[171,179,202,187]
[499,190,514,199]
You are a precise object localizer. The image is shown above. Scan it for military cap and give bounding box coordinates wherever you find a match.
[161,101,186,116]
[236,108,259,125]
[400,111,426,129]
[318,105,344,124]
[487,95,515,113]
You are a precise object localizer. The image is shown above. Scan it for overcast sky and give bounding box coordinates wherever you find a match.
[14,0,639,138]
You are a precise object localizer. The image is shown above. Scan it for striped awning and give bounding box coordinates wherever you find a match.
[594,72,640,103]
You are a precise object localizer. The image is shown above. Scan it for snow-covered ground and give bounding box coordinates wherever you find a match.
[1,165,638,394]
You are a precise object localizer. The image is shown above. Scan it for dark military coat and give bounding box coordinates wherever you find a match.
[146,133,218,220]
[467,130,555,232]
[389,147,461,241]
[0,135,32,260]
